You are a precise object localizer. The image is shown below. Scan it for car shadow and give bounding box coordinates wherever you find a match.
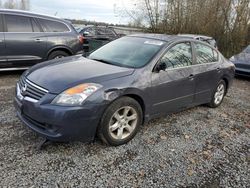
[234,75,250,81]
[0,70,25,77]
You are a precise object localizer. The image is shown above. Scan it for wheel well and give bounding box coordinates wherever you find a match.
[48,48,72,59]
[124,94,145,123]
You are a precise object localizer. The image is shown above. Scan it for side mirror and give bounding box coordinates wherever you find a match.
[155,62,167,72]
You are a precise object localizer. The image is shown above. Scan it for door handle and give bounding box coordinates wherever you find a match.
[217,67,221,72]
[188,74,194,80]
[35,38,43,42]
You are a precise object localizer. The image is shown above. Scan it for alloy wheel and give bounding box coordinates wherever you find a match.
[108,106,138,140]
[214,83,225,105]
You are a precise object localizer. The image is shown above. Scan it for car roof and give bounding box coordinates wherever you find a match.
[128,33,196,42]
[129,34,179,42]
[0,9,68,23]
[178,34,214,40]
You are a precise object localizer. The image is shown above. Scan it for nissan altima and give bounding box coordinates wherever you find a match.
[14,34,235,146]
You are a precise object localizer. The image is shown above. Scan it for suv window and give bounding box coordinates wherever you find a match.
[195,43,218,64]
[5,15,33,32]
[38,19,70,32]
[160,42,193,69]
[0,14,3,32]
[31,19,41,32]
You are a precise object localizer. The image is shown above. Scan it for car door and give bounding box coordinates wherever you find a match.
[3,14,47,68]
[192,42,221,104]
[0,14,7,67]
[150,42,196,116]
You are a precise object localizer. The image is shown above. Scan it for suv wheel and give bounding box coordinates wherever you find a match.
[98,97,143,146]
[48,51,69,60]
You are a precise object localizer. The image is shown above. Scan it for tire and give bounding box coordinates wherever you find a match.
[208,80,226,108]
[48,50,69,60]
[98,97,143,146]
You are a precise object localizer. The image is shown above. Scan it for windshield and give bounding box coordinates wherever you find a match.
[88,37,165,68]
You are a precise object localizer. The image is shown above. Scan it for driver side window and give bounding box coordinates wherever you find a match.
[160,42,193,70]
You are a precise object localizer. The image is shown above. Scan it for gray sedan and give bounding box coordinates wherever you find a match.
[230,45,250,77]
[14,34,235,146]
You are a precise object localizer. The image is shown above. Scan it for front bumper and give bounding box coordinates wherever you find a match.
[235,67,250,77]
[14,94,105,142]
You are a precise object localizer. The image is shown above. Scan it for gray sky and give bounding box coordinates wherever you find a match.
[30,0,132,24]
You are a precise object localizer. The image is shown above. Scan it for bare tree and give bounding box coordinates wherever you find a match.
[121,0,250,57]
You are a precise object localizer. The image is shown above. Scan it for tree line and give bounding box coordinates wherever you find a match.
[123,0,250,57]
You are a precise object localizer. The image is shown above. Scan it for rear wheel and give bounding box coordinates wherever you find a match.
[98,97,143,146]
[48,50,69,60]
[208,80,226,108]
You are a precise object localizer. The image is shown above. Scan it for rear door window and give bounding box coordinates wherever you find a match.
[195,43,218,64]
[0,14,3,32]
[5,14,33,32]
[31,18,41,32]
[38,19,70,32]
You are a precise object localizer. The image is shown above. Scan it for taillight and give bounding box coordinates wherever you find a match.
[78,35,85,44]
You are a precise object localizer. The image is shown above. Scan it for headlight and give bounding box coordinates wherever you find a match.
[229,56,235,61]
[52,83,102,106]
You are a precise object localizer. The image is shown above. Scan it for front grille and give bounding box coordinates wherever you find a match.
[19,76,48,101]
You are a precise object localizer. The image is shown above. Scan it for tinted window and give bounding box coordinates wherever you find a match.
[31,19,41,32]
[38,19,70,32]
[5,15,33,32]
[160,42,193,69]
[195,43,218,64]
[0,14,3,32]
[89,37,165,68]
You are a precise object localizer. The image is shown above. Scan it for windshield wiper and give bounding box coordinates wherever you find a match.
[90,58,134,68]
[90,58,115,65]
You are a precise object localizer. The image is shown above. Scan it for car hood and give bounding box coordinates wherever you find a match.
[234,53,250,64]
[26,55,135,94]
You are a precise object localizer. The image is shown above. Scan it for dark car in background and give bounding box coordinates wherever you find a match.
[77,26,120,52]
[0,9,83,71]
[230,45,250,77]
[178,34,218,49]
[14,34,235,146]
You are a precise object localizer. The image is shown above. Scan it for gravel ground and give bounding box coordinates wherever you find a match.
[0,71,249,188]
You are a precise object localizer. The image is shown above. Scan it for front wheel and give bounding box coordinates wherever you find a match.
[48,50,69,60]
[208,80,226,108]
[98,97,143,146]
